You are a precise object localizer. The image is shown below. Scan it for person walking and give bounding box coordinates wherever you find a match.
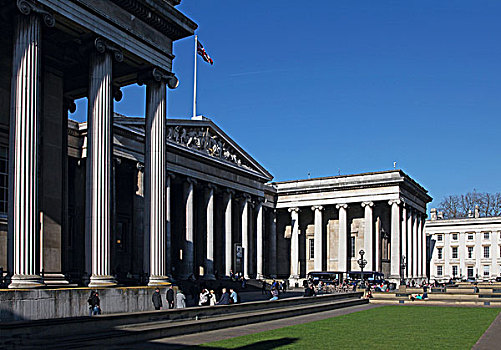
[87,291,101,316]
[166,285,175,309]
[152,288,163,310]
[261,280,267,295]
[217,288,230,305]
[176,289,186,309]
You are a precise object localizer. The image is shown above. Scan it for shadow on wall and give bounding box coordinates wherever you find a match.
[0,308,26,323]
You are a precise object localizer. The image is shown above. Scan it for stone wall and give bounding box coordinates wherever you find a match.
[0,286,167,322]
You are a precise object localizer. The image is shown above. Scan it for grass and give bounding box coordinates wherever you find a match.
[197,306,499,349]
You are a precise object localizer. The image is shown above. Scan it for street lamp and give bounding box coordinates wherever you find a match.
[357,249,367,288]
[400,255,407,285]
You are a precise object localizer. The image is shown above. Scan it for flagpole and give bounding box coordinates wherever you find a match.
[193,34,198,119]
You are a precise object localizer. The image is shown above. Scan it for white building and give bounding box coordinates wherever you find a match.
[426,207,501,282]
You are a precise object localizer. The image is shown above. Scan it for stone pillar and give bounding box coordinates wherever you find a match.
[288,207,300,279]
[204,184,216,280]
[9,5,54,288]
[311,206,324,272]
[388,199,401,283]
[412,210,418,278]
[145,79,169,286]
[336,204,348,272]
[401,203,407,280]
[241,194,251,278]
[256,200,264,279]
[406,208,413,279]
[268,209,277,278]
[224,189,233,276]
[183,177,196,279]
[417,214,423,279]
[87,37,122,288]
[361,202,374,272]
[166,173,174,276]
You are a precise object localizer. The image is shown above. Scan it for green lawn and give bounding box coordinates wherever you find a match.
[198,306,499,349]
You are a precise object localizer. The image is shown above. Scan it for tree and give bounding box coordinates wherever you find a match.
[438,191,501,219]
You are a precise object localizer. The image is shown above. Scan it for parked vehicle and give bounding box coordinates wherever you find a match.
[307,271,344,286]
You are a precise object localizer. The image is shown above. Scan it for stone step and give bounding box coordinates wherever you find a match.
[40,297,368,348]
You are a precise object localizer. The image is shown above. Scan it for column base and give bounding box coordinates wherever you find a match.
[148,275,171,286]
[256,273,264,280]
[388,275,401,287]
[88,275,117,288]
[203,274,216,281]
[8,274,45,289]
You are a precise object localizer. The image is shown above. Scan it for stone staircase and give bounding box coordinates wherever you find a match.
[1,292,365,349]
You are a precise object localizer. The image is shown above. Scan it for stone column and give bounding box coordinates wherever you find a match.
[401,203,407,280]
[256,200,264,279]
[288,207,300,279]
[241,194,251,278]
[388,199,401,283]
[9,4,54,288]
[361,202,374,272]
[166,173,174,276]
[145,78,169,286]
[418,214,424,279]
[406,208,413,279]
[311,206,324,272]
[336,204,348,272]
[224,189,233,276]
[204,184,216,280]
[268,209,277,278]
[87,37,122,288]
[412,210,418,278]
[183,177,196,279]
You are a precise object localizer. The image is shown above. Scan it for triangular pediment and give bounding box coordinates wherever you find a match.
[114,114,273,181]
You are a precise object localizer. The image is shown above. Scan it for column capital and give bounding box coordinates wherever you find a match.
[241,193,252,202]
[336,203,348,210]
[361,201,374,208]
[94,37,124,62]
[388,199,401,206]
[311,205,324,212]
[186,177,197,186]
[17,0,55,27]
[167,172,176,179]
[225,188,235,197]
[206,183,217,191]
[288,207,301,214]
[136,162,145,171]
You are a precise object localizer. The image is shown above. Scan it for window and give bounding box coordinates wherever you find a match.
[437,248,443,259]
[484,232,490,240]
[484,246,490,259]
[452,247,458,259]
[483,265,490,277]
[309,239,314,260]
[437,234,443,242]
[468,247,474,259]
[350,236,356,257]
[467,266,474,279]
[452,233,458,241]
[468,234,474,240]
[452,265,458,277]
[0,146,7,215]
[437,266,443,276]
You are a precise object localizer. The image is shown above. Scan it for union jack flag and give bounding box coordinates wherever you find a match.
[197,41,213,65]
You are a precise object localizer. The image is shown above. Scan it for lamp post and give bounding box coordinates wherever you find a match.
[357,249,367,288]
[400,255,407,286]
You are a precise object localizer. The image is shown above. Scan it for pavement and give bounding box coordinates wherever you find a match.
[473,311,501,350]
[116,303,380,349]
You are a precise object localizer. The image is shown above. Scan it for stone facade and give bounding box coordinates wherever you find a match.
[426,209,501,282]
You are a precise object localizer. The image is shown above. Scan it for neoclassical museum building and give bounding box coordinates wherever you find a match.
[0,0,432,289]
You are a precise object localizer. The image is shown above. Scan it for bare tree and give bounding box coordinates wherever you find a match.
[438,191,501,219]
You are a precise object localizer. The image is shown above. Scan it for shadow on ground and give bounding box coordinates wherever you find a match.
[124,337,299,350]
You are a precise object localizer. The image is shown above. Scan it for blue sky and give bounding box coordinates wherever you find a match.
[70,0,501,211]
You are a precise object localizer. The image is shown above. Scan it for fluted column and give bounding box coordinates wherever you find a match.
[269,209,277,278]
[311,206,324,272]
[204,184,216,280]
[401,203,407,280]
[241,194,251,278]
[288,207,300,279]
[9,5,54,288]
[224,189,233,276]
[145,79,168,286]
[183,178,196,279]
[412,210,418,278]
[361,202,374,272]
[422,214,427,280]
[166,173,174,276]
[336,204,348,272]
[389,199,401,283]
[87,38,120,287]
[417,213,423,278]
[406,208,413,279]
[256,200,264,279]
